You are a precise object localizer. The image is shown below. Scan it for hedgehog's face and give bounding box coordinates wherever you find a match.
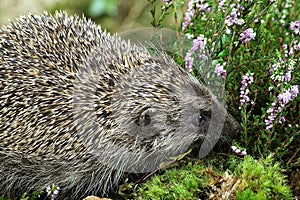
[108,59,240,161]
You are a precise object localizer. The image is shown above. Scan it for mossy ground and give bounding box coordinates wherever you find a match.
[129,154,293,200]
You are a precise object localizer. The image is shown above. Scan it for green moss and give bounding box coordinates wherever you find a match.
[137,161,209,200]
[135,155,292,200]
[234,155,292,200]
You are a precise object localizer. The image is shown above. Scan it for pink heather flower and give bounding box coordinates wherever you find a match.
[278,93,291,105]
[270,58,296,82]
[278,86,299,105]
[46,184,60,200]
[182,0,214,30]
[237,4,244,10]
[241,72,254,91]
[296,45,300,51]
[46,186,51,196]
[197,2,209,10]
[225,27,231,34]
[185,52,194,72]
[289,47,294,56]
[196,2,214,13]
[231,146,237,151]
[283,44,288,49]
[231,146,247,156]
[224,4,245,27]
[290,85,299,99]
[240,150,247,156]
[284,71,291,82]
[282,44,295,57]
[279,116,286,124]
[218,0,226,11]
[239,28,256,43]
[214,62,226,79]
[294,41,300,51]
[239,72,254,108]
[206,7,214,13]
[191,35,207,52]
[290,20,300,35]
[184,35,207,72]
[265,85,299,129]
[182,0,196,30]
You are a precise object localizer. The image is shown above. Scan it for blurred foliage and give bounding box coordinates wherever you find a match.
[47,0,156,32]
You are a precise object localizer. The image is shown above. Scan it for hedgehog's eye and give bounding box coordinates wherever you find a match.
[197,115,204,126]
[196,110,211,126]
[138,109,151,126]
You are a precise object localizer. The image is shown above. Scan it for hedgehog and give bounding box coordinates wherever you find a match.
[0,11,240,199]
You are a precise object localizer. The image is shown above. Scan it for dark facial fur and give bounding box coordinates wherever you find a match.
[0,12,240,199]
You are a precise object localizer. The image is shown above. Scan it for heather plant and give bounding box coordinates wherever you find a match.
[146,0,299,197]
[148,0,299,167]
